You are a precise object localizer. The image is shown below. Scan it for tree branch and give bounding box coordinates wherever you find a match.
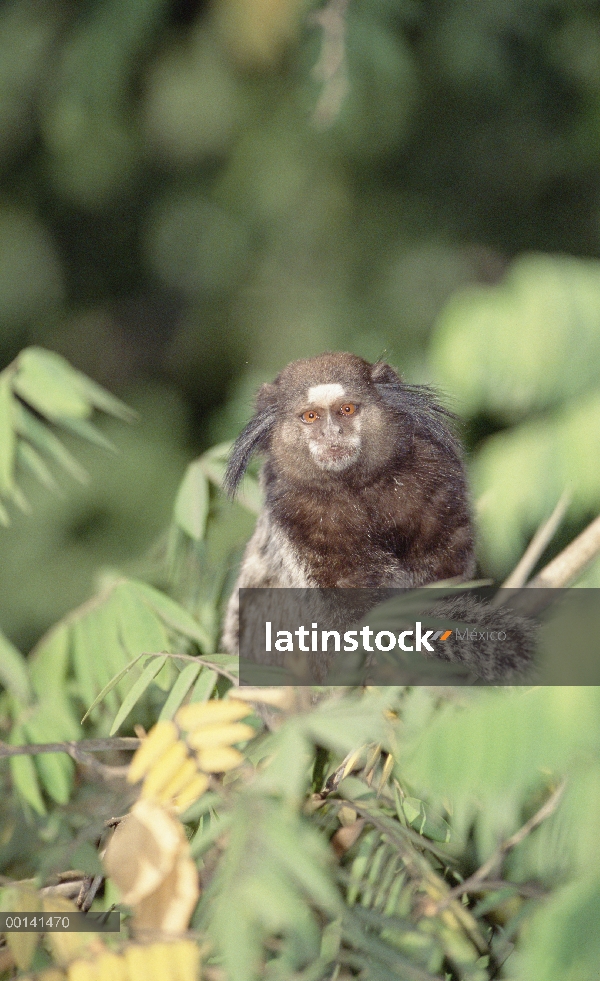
[0,736,137,780]
[527,513,600,588]
[430,780,565,914]
[501,490,571,589]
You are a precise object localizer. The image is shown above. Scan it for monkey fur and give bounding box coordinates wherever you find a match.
[222,353,535,681]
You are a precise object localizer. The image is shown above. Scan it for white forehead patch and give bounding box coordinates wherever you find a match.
[306,383,345,405]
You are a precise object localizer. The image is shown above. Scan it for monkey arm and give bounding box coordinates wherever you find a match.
[221,513,317,654]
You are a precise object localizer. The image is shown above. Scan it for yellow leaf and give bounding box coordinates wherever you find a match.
[157,758,199,804]
[196,745,243,773]
[186,722,254,750]
[171,939,201,981]
[172,774,210,814]
[141,742,189,799]
[175,699,251,731]
[42,897,96,967]
[67,959,98,981]
[128,721,179,784]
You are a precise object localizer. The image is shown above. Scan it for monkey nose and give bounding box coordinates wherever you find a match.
[325,414,342,435]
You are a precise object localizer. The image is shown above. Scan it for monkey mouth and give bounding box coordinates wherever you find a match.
[309,441,360,471]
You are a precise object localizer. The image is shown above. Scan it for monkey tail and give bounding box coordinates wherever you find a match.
[429,594,538,682]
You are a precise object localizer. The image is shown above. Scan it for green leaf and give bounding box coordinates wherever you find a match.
[114,581,171,658]
[237,865,319,957]
[200,441,231,462]
[87,596,133,705]
[398,797,451,843]
[153,656,176,693]
[29,623,71,699]
[0,369,15,496]
[73,370,136,422]
[80,651,146,724]
[33,751,73,806]
[343,908,442,980]
[212,898,260,981]
[14,403,89,483]
[174,458,210,541]
[158,661,202,720]
[180,790,221,825]
[72,598,130,710]
[189,666,218,703]
[36,694,82,743]
[110,654,168,734]
[204,652,238,679]
[432,254,600,417]
[304,693,387,755]
[9,727,46,815]
[513,878,600,981]
[472,886,520,918]
[129,580,211,651]
[320,918,343,963]
[22,708,74,805]
[209,796,339,981]
[10,482,30,514]
[71,617,104,710]
[361,843,390,908]
[57,415,116,451]
[17,440,61,493]
[189,810,232,858]
[200,448,262,514]
[348,830,379,905]
[255,723,312,800]
[14,347,91,420]
[265,813,340,915]
[473,390,600,571]
[372,854,402,912]
[401,687,600,855]
[0,631,31,704]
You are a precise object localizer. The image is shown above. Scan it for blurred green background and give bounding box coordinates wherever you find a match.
[1,0,600,649]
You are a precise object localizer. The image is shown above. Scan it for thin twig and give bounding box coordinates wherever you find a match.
[161,650,239,687]
[431,780,565,914]
[0,736,139,759]
[494,511,600,619]
[500,490,571,590]
[462,878,548,900]
[527,513,600,588]
[77,874,104,913]
[40,880,85,900]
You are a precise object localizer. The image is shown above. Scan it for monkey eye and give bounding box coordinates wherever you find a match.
[301,410,320,423]
[340,403,356,416]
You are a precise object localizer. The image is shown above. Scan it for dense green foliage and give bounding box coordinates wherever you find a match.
[1,1,600,978]
[0,353,599,980]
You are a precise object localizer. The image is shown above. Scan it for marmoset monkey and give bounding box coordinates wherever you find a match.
[222,353,534,680]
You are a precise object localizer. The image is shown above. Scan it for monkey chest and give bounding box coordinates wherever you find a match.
[279,495,404,588]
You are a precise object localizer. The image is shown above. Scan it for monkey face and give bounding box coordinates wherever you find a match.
[224,352,448,497]
[297,384,362,472]
[270,376,397,485]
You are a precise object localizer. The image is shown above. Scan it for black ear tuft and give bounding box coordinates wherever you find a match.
[370,361,402,386]
[371,361,459,455]
[223,384,278,497]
